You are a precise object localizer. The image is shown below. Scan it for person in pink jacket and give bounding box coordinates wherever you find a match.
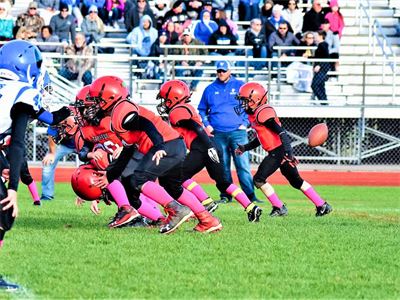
[106,0,125,28]
[325,0,344,38]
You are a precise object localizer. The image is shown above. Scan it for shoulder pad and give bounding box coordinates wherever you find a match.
[110,100,139,134]
[169,105,193,126]
[256,105,277,124]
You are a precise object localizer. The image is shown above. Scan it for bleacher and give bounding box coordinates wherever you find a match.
[9,0,400,114]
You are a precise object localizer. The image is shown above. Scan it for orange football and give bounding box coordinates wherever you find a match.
[308,123,328,147]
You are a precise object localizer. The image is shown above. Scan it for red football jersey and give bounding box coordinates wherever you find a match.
[111,100,180,154]
[168,103,212,150]
[248,104,282,151]
[79,116,123,155]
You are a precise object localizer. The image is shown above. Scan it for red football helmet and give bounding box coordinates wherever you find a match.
[235,82,268,114]
[71,165,102,200]
[156,80,191,115]
[88,76,129,112]
[74,85,92,125]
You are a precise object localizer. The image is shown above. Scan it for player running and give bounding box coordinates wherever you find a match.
[234,82,333,217]
[157,80,262,222]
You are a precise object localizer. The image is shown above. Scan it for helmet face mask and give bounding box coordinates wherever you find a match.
[235,83,268,115]
[156,80,191,115]
[53,116,78,144]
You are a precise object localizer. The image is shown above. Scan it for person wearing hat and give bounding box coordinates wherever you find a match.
[162,0,189,26]
[81,5,105,44]
[0,2,14,41]
[324,0,344,38]
[302,0,327,33]
[173,28,207,90]
[193,9,218,45]
[208,18,238,56]
[124,0,155,33]
[15,2,45,40]
[198,60,263,204]
[49,2,77,43]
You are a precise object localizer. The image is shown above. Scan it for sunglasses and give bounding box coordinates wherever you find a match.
[29,7,37,9]
[217,69,227,73]
[89,10,97,13]
[279,27,288,30]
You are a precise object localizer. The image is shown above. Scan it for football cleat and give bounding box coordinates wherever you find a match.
[33,200,41,206]
[193,210,222,233]
[159,201,193,234]
[108,205,140,228]
[316,202,333,217]
[120,216,150,228]
[269,204,288,217]
[0,276,19,291]
[247,205,263,222]
[203,200,219,213]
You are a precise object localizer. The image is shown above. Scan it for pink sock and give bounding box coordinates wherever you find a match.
[141,181,173,207]
[28,181,40,202]
[107,180,130,208]
[301,181,325,207]
[182,179,209,202]
[260,183,284,208]
[138,194,164,221]
[0,240,3,248]
[226,184,252,209]
[177,188,205,214]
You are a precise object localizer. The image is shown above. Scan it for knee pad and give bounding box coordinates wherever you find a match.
[288,176,303,190]
[164,184,184,200]
[253,178,265,189]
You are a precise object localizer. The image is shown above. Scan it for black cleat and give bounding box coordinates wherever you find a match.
[316,202,332,217]
[216,197,232,204]
[121,216,150,228]
[0,276,19,291]
[269,204,288,217]
[204,201,219,213]
[33,200,41,206]
[247,205,263,222]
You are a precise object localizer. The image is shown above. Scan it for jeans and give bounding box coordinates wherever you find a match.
[41,144,75,199]
[213,129,255,199]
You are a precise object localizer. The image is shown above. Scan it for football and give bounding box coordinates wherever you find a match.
[308,123,329,147]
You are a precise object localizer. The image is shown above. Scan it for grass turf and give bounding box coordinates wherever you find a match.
[0,184,399,299]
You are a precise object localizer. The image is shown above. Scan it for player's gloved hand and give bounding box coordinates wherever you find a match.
[207,147,220,163]
[52,106,72,124]
[235,144,246,156]
[283,153,299,167]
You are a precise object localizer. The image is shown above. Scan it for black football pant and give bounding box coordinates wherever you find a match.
[122,138,187,208]
[0,150,15,240]
[182,138,231,194]
[253,145,304,190]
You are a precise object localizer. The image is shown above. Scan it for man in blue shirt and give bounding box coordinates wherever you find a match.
[198,60,262,203]
[41,126,76,201]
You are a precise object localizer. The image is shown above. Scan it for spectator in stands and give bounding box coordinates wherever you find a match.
[41,127,76,201]
[164,20,179,44]
[152,0,169,30]
[15,2,45,40]
[245,17,267,69]
[295,30,315,57]
[261,0,274,21]
[238,0,260,22]
[263,4,293,41]
[209,19,238,57]
[302,0,326,32]
[126,14,158,57]
[193,9,218,44]
[311,30,329,102]
[282,0,303,38]
[59,32,94,85]
[147,30,169,78]
[124,0,155,33]
[215,8,238,37]
[324,0,344,38]
[173,28,207,90]
[81,5,105,44]
[106,0,124,28]
[268,20,299,57]
[162,0,190,26]
[37,25,61,52]
[37,0,60,25]
[198,60,262,204]
[81,0,107,22]
[50,3,77,43]
[60,0,83,26]
[185,0,203,19]
[0,2,14,41]
[320,18,339,74]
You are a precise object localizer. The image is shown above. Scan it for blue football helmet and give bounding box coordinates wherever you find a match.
[0,40,43,84]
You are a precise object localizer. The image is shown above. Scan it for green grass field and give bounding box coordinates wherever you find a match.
[0,183,399,299]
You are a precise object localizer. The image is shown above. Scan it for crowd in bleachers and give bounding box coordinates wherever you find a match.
[0,0,345,95]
